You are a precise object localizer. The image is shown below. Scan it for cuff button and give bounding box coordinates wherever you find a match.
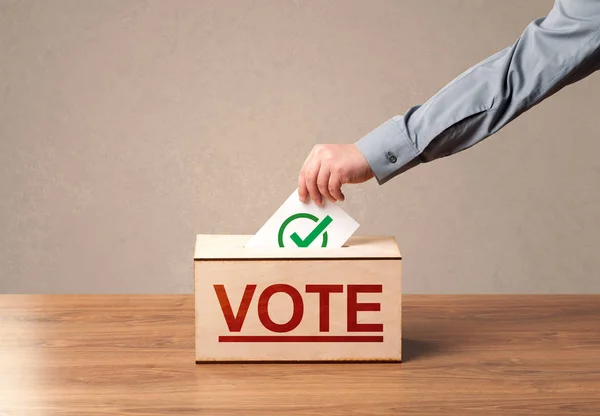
[386,152,397,163]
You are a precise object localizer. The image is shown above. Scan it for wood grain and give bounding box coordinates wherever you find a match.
[1,295,600,415]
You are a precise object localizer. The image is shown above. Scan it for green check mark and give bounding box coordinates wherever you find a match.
[289,215,333,247]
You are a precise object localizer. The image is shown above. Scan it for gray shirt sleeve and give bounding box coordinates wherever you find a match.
[355,0,600,185]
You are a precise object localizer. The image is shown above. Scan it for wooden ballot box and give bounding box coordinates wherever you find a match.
[194,235,402,362]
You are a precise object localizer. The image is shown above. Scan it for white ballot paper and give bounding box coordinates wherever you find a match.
[245,189,359,248]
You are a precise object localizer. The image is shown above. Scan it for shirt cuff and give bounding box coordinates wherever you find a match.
[354,116,421,185]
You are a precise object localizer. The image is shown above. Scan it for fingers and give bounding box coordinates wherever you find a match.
[328,174,345,202]
[317,166,335,204]
[305,158,322,206]
[298,173,308,203]
[298,151,314,203]
[298,144,348,205]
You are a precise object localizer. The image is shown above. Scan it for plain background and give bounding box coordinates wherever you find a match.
[1,0,599,294]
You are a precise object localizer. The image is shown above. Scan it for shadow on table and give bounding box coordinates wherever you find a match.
[402,338,441,363]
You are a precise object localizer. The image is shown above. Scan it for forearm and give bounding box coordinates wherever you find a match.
[356,0,600,184]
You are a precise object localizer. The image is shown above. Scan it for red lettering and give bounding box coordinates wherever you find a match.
[306,284,343,332]
[216,283,384,337]
[258,284,304,333]
[347,284,383,332]
[213,284,256,332]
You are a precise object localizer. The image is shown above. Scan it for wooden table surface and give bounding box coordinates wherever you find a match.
[1,295,599,415]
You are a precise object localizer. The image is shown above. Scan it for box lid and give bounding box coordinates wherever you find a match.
[194,234,401,260]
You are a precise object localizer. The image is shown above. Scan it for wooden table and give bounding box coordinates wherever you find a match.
[1,295,599,415]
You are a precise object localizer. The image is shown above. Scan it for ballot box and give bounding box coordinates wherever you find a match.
[194,234,402,362]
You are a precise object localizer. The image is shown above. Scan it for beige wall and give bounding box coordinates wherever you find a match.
[1,0,599,294]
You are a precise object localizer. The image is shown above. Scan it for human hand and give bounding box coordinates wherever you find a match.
[298,144,374,206]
